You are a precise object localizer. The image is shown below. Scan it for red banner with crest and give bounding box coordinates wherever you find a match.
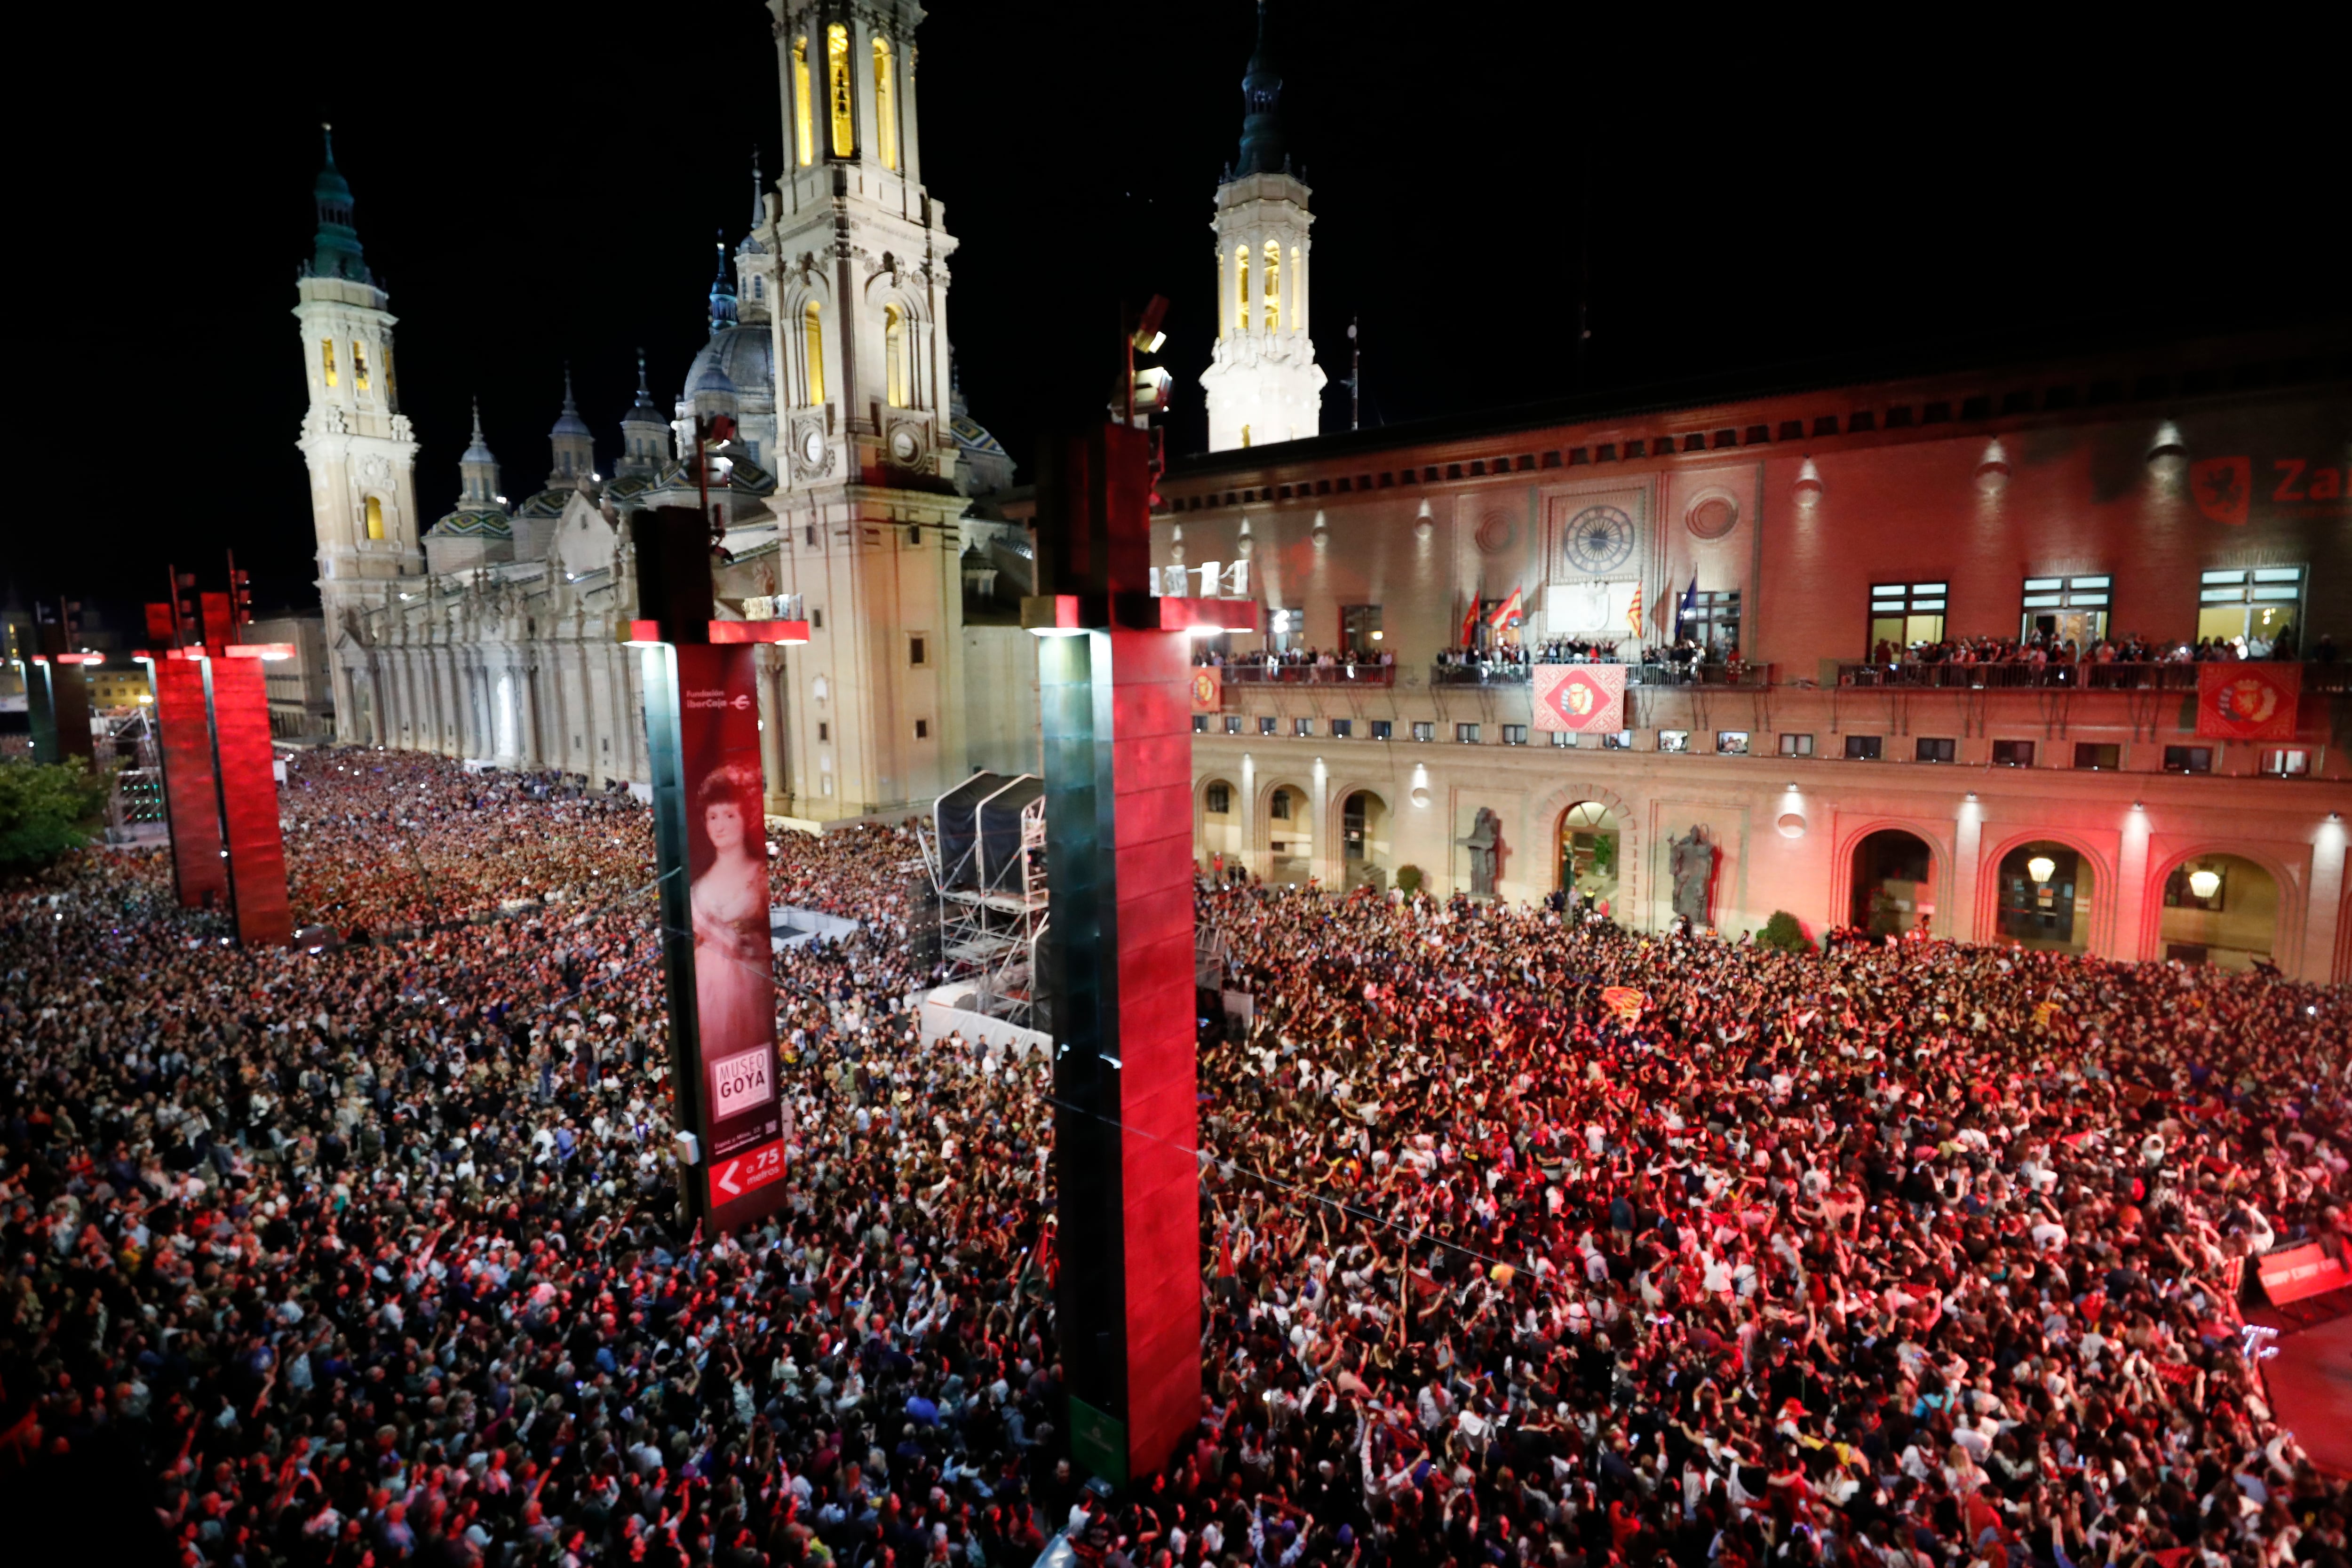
[1533,663,1627,733]
[1190,665,1222,715]
[2194,661,2299,741]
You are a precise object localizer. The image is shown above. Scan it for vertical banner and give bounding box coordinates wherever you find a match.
[671,643,786,1228]
[154,656,228,909]
[2195,661,2300,741]
[1189,664,1222,714]
[1532,662,1627,733]
[208,657,292,947]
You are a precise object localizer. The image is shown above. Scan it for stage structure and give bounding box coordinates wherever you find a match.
[919,771,1048,1029]
[624,497,809,1234]
[1025,420,1254,1488]
[27,600,98,767]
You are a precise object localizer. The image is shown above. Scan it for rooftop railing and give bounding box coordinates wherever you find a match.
[1219,662,1397,687]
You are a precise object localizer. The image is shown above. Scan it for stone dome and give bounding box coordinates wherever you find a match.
[682,325,774,412]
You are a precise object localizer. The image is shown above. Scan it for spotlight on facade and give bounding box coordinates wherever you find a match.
[2146,422,2188,478]
[1964,791,1979,803]
[1974,441,2011,495]
[1794,458,1824,509]
[2026,854,2056,884]
[1311,510,1328,547]
[2186,867,2221,900]
[1413,500,1434,542]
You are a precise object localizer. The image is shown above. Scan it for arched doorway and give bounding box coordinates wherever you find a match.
[1850,828,1934,936]
[1265,784,1312,885]
[1198,776,1242,878]
[2160,853,2280,970]
[1995,841,2093,954]
[1557,802,1621,916]
[1340,789,1391,891]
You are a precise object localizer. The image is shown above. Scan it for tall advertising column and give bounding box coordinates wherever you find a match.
[628,506,809,1233]
[1025,424,1253,1488]
[150,652,228,909]
[208,650,293,947]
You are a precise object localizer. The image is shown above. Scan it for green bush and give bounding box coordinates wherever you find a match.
[1394,863,1424,895]
[1756,909,1811,953]
[0,757,111,873]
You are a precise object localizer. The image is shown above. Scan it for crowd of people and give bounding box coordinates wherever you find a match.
[3,748,2347,1568]
[1865,628,2335,674]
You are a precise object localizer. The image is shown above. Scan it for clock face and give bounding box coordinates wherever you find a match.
[801,428,826,467]
[889,428,920,465]
[1563,505,1636,575]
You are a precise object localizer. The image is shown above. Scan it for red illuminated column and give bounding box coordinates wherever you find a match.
[153,655,228,910]
[209,656,292,947]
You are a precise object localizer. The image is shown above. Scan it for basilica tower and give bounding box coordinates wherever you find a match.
[1200,4,1325,451]
[295,127,421,743]
[735,0,975,822]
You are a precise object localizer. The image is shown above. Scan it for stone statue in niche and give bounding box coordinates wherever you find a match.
[1669,826,1717,927]
[1457,807,1503,898]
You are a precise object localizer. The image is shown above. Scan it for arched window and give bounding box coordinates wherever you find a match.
[802,300,826,405]
[352,340,370,391]
[320,338,337,388]
[751,276,763,301]
[364,496,385,541]
[872,36,898,170]
[884,303,909,408]
[826,24,854,157]
[1263,240,1281,331]
[792,37,814,165]
[1234,247,1249,336]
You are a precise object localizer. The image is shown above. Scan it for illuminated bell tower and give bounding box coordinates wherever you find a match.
[1200,2,1325,452]
[739,0,972,821]
[294,126,421,742]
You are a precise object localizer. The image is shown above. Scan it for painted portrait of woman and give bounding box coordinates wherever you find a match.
[690,759,773,1062]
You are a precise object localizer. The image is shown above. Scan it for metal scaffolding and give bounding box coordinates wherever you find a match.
[104,709,168,844]
[917,772,1048,1030]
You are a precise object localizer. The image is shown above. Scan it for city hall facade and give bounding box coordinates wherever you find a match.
[1141,329,2352,981]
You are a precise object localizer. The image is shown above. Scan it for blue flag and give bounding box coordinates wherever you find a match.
[1677,575,1699,628]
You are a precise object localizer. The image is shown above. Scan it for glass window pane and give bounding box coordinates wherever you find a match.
[2199,587,2247,602]
[1910,599,1945,611]
[2021,594,2062,608]
[2068,593,2108,606]
[2069,576,2110,589]
[2253,567,2304,582]
[1871,584,1907,596]
[2022,578,2062,591]
[1911,582,1948,594]
[2252,587,2301,600]
[2201,569,2248,584]
[2195,606,2247,643]
[1906,613,1945,645]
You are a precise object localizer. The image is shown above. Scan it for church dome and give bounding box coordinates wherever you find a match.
[683,325,773,410]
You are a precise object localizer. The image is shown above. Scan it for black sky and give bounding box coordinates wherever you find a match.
[24,0,2340,636]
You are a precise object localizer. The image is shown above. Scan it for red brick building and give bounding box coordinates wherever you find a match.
[1143,327,2352,978]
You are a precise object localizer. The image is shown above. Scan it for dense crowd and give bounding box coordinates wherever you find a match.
[1867,629,2334,669]
[3,748,2347,1568]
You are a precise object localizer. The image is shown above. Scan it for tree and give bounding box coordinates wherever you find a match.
[1394,864,1423,896]
[0,758,112,873]
[1755,909,1812,954]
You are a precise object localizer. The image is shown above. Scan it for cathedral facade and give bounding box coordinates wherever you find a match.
[303,0,1028,823]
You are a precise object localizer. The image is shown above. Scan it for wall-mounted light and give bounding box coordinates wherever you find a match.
[2132,800,2145,812]
[2026,854,2056,884]
[1414,499,1434,542]
[1794,457,1824,509]
[1311,510,1328,547]
[1235,517,1254,559]
[1964,790,1979,803]
[1974,440,2011,496]
[2146,422,2188,478]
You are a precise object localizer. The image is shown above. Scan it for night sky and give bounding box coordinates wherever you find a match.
[27,0,2340,637]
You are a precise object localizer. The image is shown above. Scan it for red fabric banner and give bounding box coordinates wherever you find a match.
[1189,664,1222,714]
[1533,663,1627,733]
[673,643,787,1234]
[209,657,292,947]
[2195,662,2299,741]
[155,657,227,910]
